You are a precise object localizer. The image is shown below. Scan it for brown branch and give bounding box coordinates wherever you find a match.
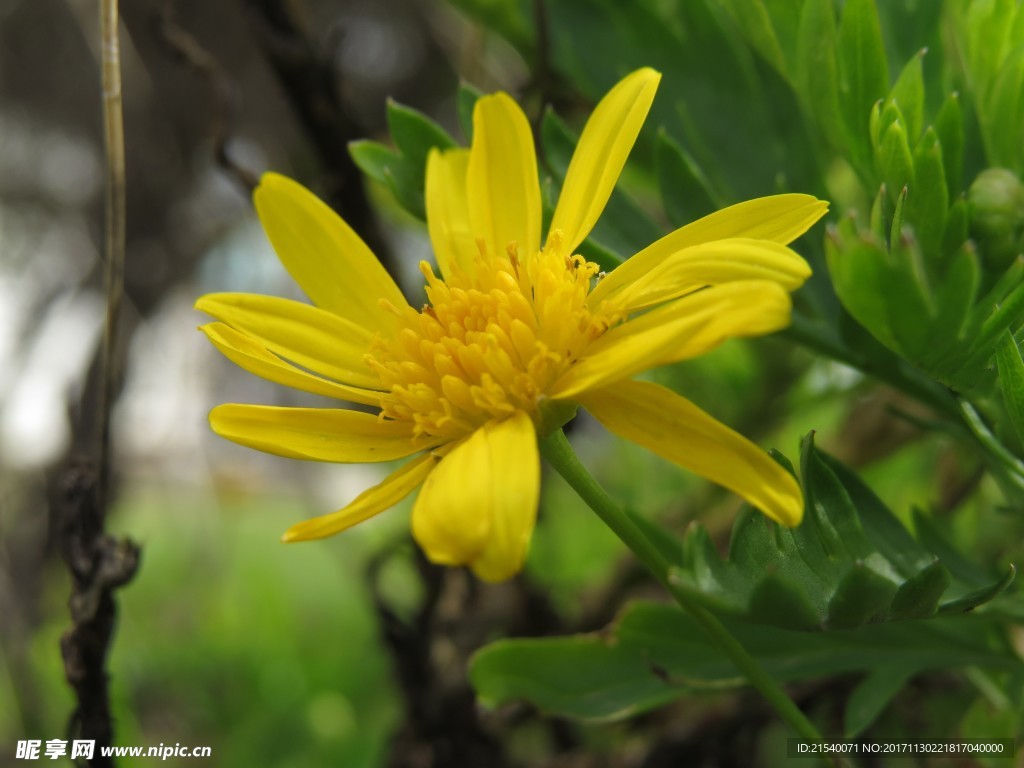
[60,462,139,768]
[243,0,394,271]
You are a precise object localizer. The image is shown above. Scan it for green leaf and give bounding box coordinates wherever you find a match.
[997,331,1024,446]
[887,230,936,361]
[348,140,402,185]
[470,601,1022,722]
[907,127,948,256]
[352,102,457,220]
[796,0,843,146]
[888,49,926,142]
[889,183,906,251]
[928,244,980,354]
[987,47,1024,168]
[869,184,886,241]
[940,198,969,262]
[350,138,427,219]
[717,0,786,75]
[877,118,914,204]
[938,566,1017,616]
[837,0,889,167]
[843,666,917,737]
[935,92,964,196]
[654,129,718,227]
[385,100,456,180]
[826,222,901,351]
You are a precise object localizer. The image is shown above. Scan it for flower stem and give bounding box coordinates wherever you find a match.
[539,428,828,747]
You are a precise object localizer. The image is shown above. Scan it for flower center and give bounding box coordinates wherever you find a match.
[366,241,618,441]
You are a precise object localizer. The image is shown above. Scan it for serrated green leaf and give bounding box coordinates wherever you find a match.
[837,0,889,167]
[456,81,483,142]
[655,129,718,227]
[889,50,926,142]
[746,572,822,631]
[667,434,1008,633]
[826,565,899,629]
[470,602,1022,722]
[939,565,1016,615]
[997,331,1024,446]
[889,560,950,620]
[815,449,935,577]
[935,92,964,196]
[843,666,917,737]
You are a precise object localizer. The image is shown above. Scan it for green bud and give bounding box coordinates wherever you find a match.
[968,168,1024,271]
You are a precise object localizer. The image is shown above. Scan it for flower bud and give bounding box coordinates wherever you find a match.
[968,168,1024,271]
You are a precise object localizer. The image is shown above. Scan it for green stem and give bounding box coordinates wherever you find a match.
[539,429,828,747]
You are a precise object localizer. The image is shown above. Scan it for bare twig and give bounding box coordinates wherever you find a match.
[157,0,259,192]
[59,4,141,763]
[97,0,126,514]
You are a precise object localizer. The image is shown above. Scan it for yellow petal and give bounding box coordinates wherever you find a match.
[210,404,434,463]
[467,93,542,262]
[579,380,802,526]
[412,431,492,565]
[469,413,540,582]
[200,322,382,406]
[196,292,383,390]
[282,452,440,542]
[593,238,811,312]
[254,173,408,331]
[546,68,660,256]
[426,148,477,278]
[551,281,791,399]
[591,194,828,304]
[412,413,539,578]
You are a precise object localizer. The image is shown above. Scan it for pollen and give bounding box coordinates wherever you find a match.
[366,242,618,440]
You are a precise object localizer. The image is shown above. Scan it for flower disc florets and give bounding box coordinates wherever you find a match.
[368,238,617,441]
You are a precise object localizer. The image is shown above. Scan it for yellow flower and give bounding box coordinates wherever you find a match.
[197,68,827,582]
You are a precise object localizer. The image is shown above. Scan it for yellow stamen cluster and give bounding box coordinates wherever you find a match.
[367,240,617,441]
